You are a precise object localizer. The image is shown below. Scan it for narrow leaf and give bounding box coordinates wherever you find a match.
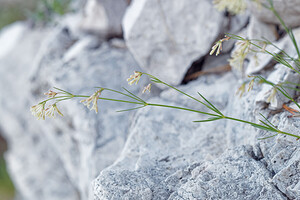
[259,113,277,129]
[193,117,222,123]
[251,124,278,132]
[116,105,146,112]
[197,92,223,115]
[122,87,145,103]
[258,133,279,140]
[53,87,73,95]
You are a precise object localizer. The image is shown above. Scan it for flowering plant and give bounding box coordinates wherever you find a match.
[31,0,300,140]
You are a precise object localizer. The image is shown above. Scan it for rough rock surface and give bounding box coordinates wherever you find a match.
[256,65,300,110]
[224,82,300,200]
[2,1,300,200]
[92,23,300,199]
[94,73,237,199]
[171,146,286,200]
[93,67,300,199]
[123,0,224,86]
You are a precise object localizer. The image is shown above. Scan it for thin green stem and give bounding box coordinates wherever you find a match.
[99,98,144,105]
[73,95,144,105]
[262,38,297,64]
[251,42,300,74]
[147,103,220,117]
[102,88,145,103]
[271,8,300,59]
[225,116,259,126]
[41,95,73,103]
[277,130,300,139]
[227,33,300,75]
[254,75,300,110]
[225,116,300,139]
[143,73,220,114]
[265,0,300,59]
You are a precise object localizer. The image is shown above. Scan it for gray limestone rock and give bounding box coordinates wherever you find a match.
[29,30,148,199]
[123,0,224,86]
[3,1,300,200]
[0,22,146,200]
[245,16,278,75]
[219,68,300,200]
[0,23,79,200]
[0,22,26,59]
[248,0,300,28]
[272,151,300,199]
[171,146,287,200]
[79,0,128,37]
[282,27,300,57]
[260,114,300,199]
[93,61,300,200]
[220,13,250,54]
[93,73,238,199]
[229,15,278,76]
[255,65,300,110]
[245,26,300,77]
[246,16,277,41]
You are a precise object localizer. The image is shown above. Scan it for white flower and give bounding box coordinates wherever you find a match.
[213,0,247,15]
[210,36,231,56]
[228,40,251,71]
[210,41,223,56]
[30,103,46,120]
[45,104,63,118]
[236,83,246,98]
[127,71,142,85]
[248,78,255,92]
[44,90,58,98]
[80,88,104,113]
[266,88,277,105]
[142,83,152,93]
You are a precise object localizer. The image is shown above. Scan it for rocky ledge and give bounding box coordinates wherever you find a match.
[0,0,300,199]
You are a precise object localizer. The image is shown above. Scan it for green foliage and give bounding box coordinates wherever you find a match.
[0,0,72,31]
[30,0,72,23]
[0,157,15,200]
[0,1,36,30]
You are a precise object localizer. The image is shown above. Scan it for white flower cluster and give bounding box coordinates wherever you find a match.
[213,0,247,15]
[30,102,63,120]
[228,40,251,71]
[80,88,104,113]
[210,36,231,56]
[30,90,63,120]
[127,71,142,85]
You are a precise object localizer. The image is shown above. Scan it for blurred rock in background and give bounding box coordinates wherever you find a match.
[247,0,300,28]
[78,0,128,38]
[1,0,300,200]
